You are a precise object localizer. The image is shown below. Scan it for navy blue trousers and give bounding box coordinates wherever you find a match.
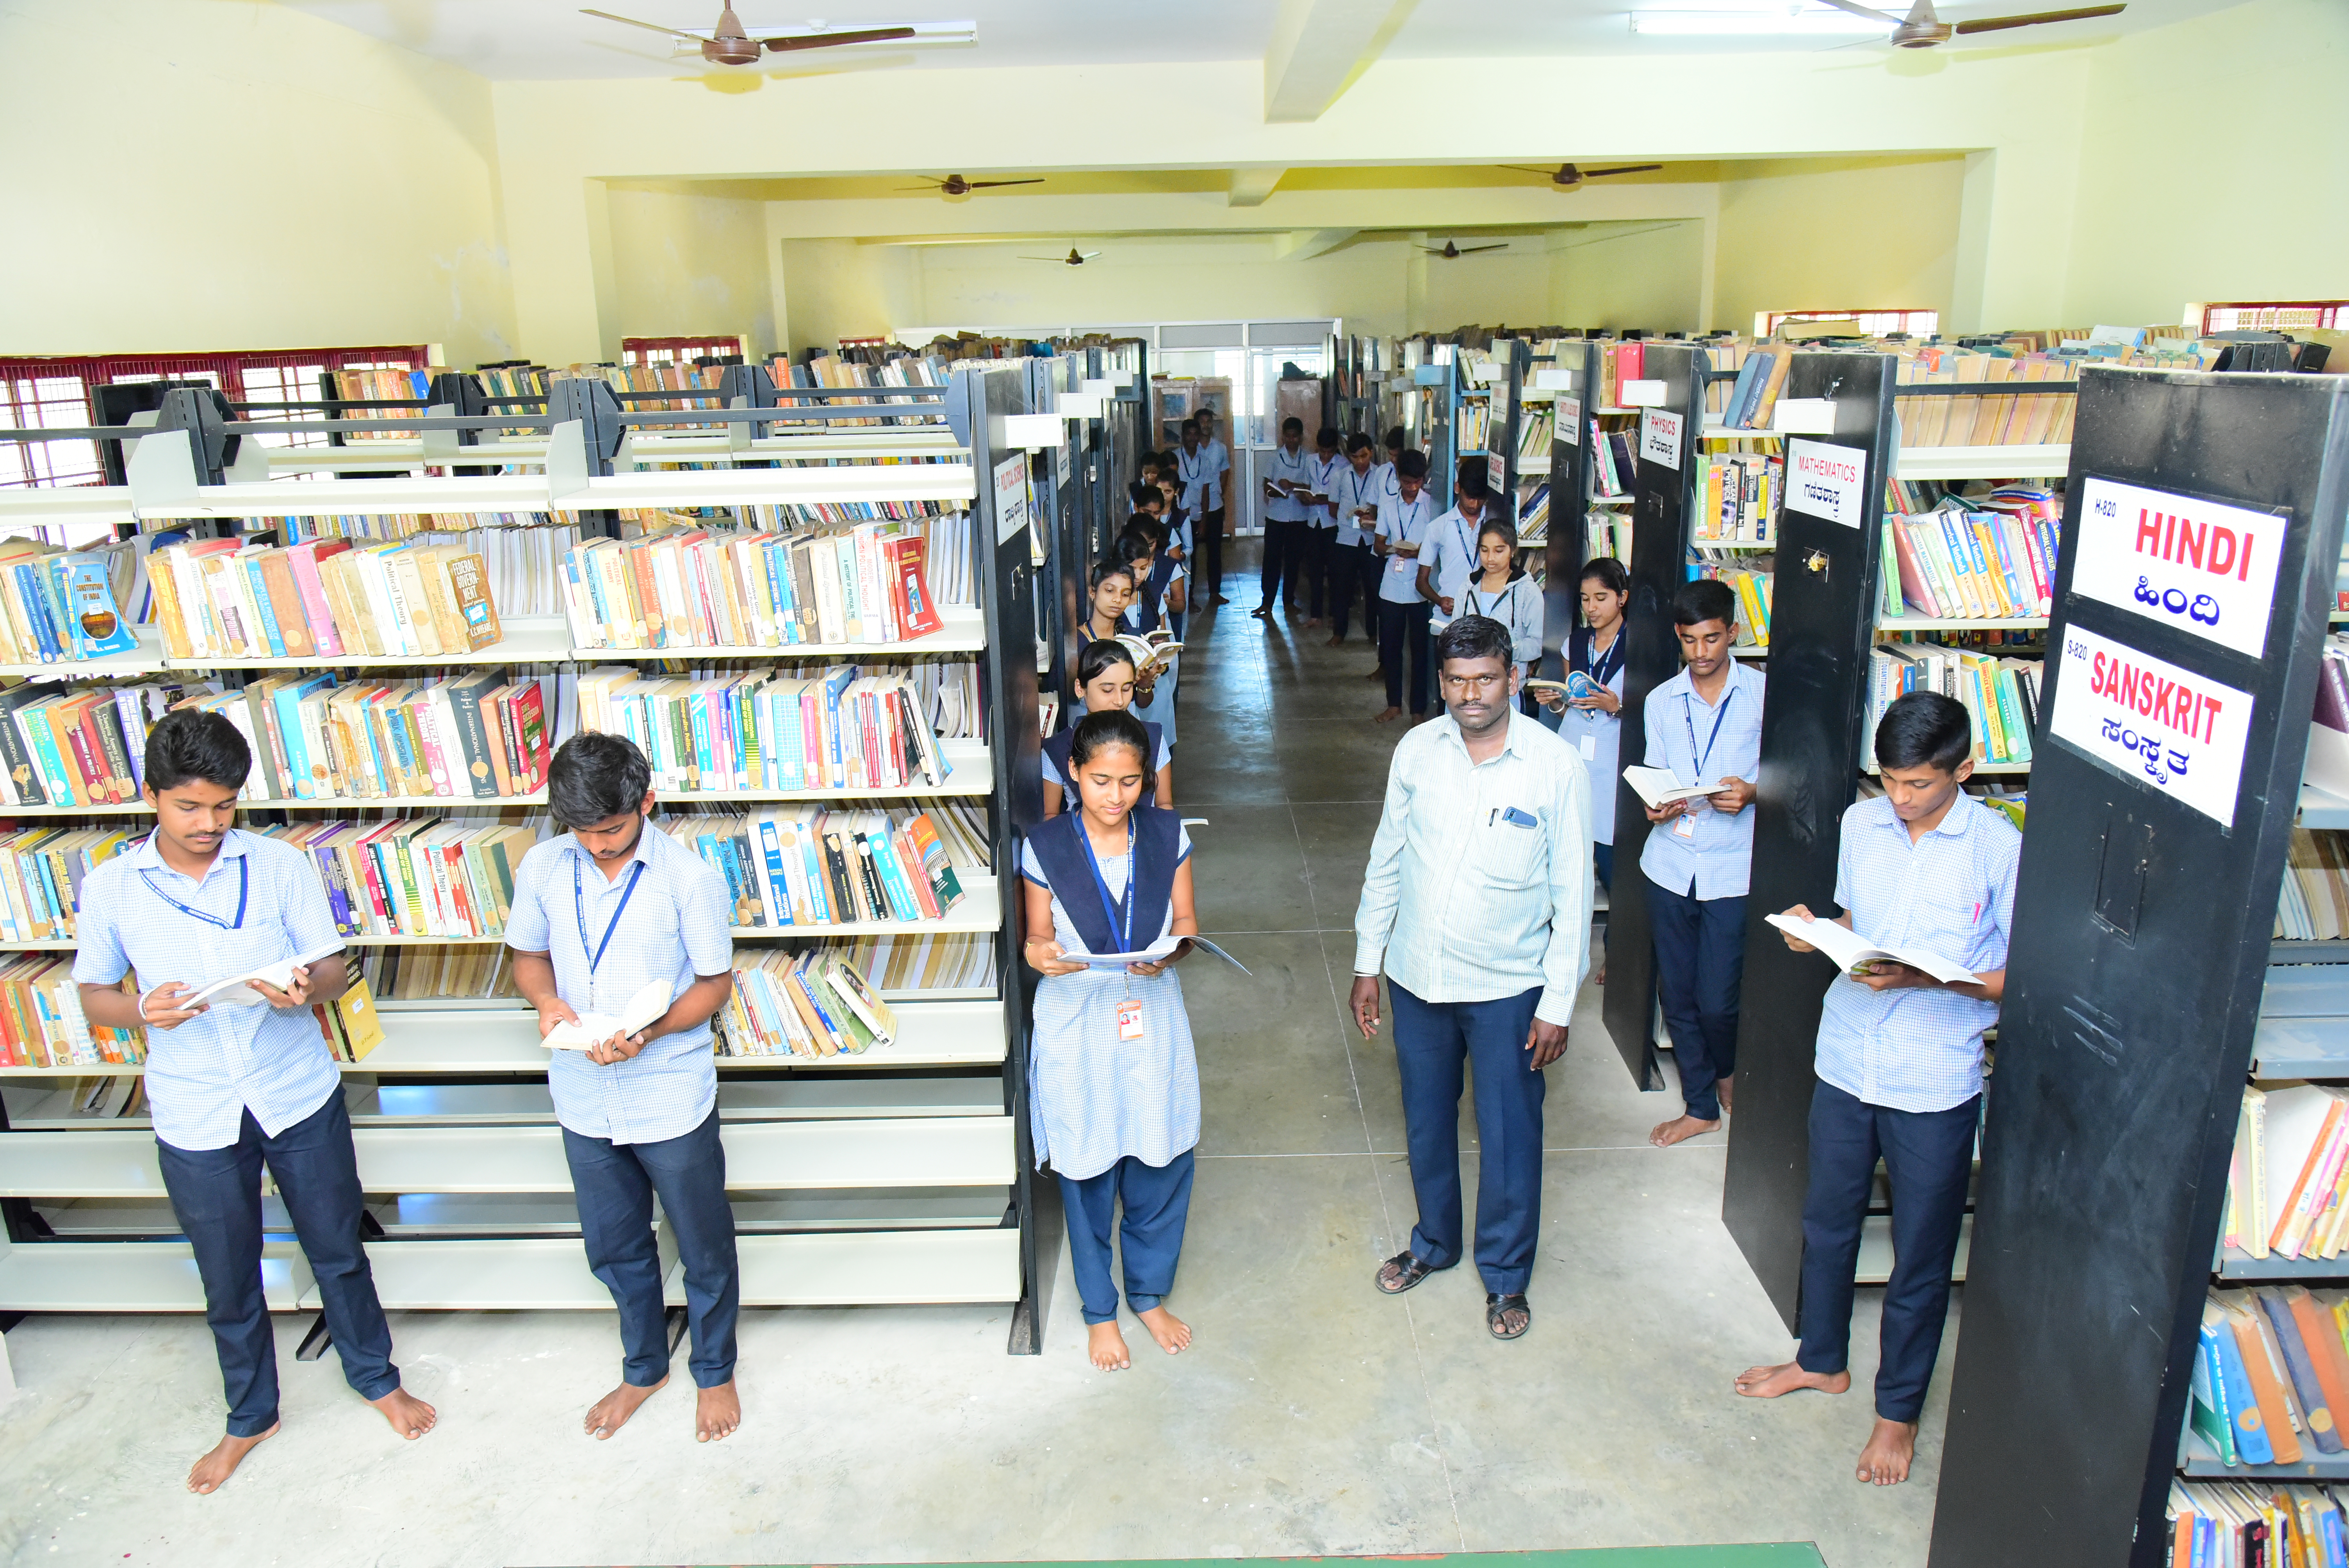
[156,1092,399,1436]
[1059,1150,1195,1325]
[1380,599,1433,716]
[1326,540,1375,640]
[1593,843,1614,892]
[1390,980,1546,1294]
[1647,880,1746,1120]
[1797,1079,1978,1422]
[563,1106,740,1389]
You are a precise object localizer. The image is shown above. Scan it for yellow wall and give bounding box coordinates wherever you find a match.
[604,187,775,356]
[0,0,517,364]
[1715,157,1968,334]
[1552,223,1711,334]
[775,240,919,359]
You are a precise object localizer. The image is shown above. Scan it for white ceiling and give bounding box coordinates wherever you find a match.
[282,0,2246,80]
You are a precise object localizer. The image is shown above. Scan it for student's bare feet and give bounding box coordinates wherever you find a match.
[1650,1114,1722,1147]
[695,1380,741,1442]
[1304,616,1322,629]
[368,1386,437,1440]
[1856,1417,1919,1484]
[1733,1360,1851,1399]
[1135,1305,1192,1354]
[1374,706,1403,723]
[1325,634,1344,647]
[1718,1075,1737,1114]
[583,1375,667,1439]
[1087,1321,1132,1370]
[1212,594,1230,605]
[1365,666,1385,681]
[186,1423,277,1495]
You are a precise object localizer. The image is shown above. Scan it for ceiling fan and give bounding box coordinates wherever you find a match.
[901,174,1045,196]
[581,6,914,65]
[1022,249,1102,267]
[1501,162,1665,190]
[1421,241,1508,259]
[1813,0,2124,47]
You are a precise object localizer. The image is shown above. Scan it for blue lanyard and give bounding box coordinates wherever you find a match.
[1685,685,1736,778]
[139,850,248,931]
[1579,625,1626,689]
[572,854,647,974]
[1074,820,1135,954]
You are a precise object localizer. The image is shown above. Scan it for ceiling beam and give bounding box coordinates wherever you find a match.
[1263,0,1420,123]
[1273,228,1361,260]
[1227,167,1287,208]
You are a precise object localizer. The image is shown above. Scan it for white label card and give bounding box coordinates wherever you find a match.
[2049,622,2253,829]
[993,454,1029,545]
[1784,438,1868,529]
[2070,475,2288,658]
[1558,396,1582,444]
[1639,408,1683,473]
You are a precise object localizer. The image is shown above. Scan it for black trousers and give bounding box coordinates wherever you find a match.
[1647,881,1747,1120]
[1200,508,1225,592]
[1797,1079,1978,1423]
[1326,540,1374,640]
[1301,526,1336,618]
[564,1105,741,1389]
[1260,519,1309,614]
[1379,599,1432,714]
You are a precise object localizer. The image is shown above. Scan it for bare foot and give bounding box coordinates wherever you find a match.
[1734,1360,1852,1399]
[1650,1114,1722,1147]
[1304,617,1322,629]
[1364,667,1386,681]
[368,1386,437,1440]
[186,1423,278,1495]
[583,1375,668,1439]
[1324,634,1344,647]
[1595,964,1608,986]
[695,1380,741,1442]
[1136,1305,1192,1354]
[1087,1321,1132,1371]
[1212,595,1230,606]
[1718,1075,1737,1114]
[1374,706,1403,723]
[1857,1417,1919,1484]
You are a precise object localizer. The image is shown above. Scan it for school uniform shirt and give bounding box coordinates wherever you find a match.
[505,821,734,1146]
[1376,492,1436,606]
[1330,463,1381,549]
[1197,437,1230,511]
[1372,458,1401,507]
[1638,659,1767,901]
[1813,794,2021,1113]
[1175,443,1215,518]
[1463,572,1545,668]
[73,829,346,1151]
[1264,443,1312,524]
[1421,506,1486,630]
[1305,452,1347,531]
[1556,626,1629,847]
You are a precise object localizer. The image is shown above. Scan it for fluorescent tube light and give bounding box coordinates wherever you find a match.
[1629,9,1879,34]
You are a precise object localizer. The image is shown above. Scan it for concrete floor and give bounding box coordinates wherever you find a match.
[0,545,1953,1567]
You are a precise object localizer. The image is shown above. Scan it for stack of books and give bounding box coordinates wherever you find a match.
[0,825,141,941]
[1517,483,1549,547]
[1695,451,1781,543]
[1585,511,1632,566]
[2277,829,2349,942]
[1892,348,2078,447]
[356,944,517,1001]
[830,932,994,992]
[1588,422,1638,499]
[2167,1477,2346,1564]
[0,679,203,807]
[658,803,979,930]
[2228,1083,2349,1264]
[1715,349,1795,431]
[149,536,504,662]
[574,663,956,795]
[558,522,943,651]
[327,367,430,439]
[0,541,145,666]
[715,950,897,1058]
[1455,397,1491,455]
[189,670,556,803]
[311,980,385,1063]
[0,962,141,1067]
[264,816,551,942]
[2189,1276,2349,1481]
[1881,499,2058,620]
[1867,643,2039,766]
[1516,409,1553,459]
[266,520,579,621]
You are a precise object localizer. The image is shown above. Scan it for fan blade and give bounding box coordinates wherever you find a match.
[1454,244,1509,255]
[1953,4,2123,32]
[1583,165,1665,178]
[964,178,1045,189]
[581,8,696,38]
[1019,257,1067,262]
[762,25,918,50]
[1499,165,1565,176]
[1813,0,1907,22]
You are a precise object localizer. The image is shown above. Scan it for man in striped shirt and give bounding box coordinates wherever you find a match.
[508,733,740,1444]
[1737,691,2019,1488]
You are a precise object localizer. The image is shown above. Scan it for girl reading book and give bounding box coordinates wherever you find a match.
[1461,519,1544,687]
[1021,709,1202,1371]
[1044,638,1173,817]
[1539,556,1630,893]
[1110,529,1183,748]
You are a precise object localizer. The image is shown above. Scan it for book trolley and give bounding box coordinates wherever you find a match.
[0,362,1063,1355]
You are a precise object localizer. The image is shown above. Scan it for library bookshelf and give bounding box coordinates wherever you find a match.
[0,363,1061,1350]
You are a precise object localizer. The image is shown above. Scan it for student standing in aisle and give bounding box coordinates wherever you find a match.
[1461,519,1544,686]
[1351,615,1592,1340]
[1174,419,1219,606]
[1374,450,1436,723]
[507,732,742,1444]
[1640,579,1764,1149]
[1044,638,1174,816]
[1299,424,1346,628]
[1537,557,1631,893]
[1738,691,2016,1489]
[1364,428,1409,682]
[1257,416,1312,621]
[1195,409,1232,605]
[1023,709,1203,1370]
[1324,432,1383,647]
[1417,470,1492,635]
[73,709,437,1495]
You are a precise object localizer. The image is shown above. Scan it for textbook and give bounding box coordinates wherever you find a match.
[1071,934,1252,975]
[542,978,672,1050]
[1621,764,1721,809]
[187,941,349,1009]
[1764,912,1978,986]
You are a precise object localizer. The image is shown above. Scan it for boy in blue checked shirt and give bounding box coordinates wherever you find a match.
[507,732,742,1444]
[74,709,437,1495]
[1737,691,2018,1488]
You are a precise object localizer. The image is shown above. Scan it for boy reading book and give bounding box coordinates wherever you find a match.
[1737,690,2019,1488]
[73,708,435,1495]
[506,732,742,1444]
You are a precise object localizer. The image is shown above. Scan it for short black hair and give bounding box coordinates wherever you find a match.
[1077,637,1137,688]
[1316,424,1341,448]
[1580,556,1631,597]
[1281,416,1304,435]
[548,731,651,829]
[1116,523,1163,561]
[1478,517,1519,552]
[1384,425,1406,450]
[1180,417,1199,434]
[1397,450,1429,481]
[1069,708,1151,771]
[145,707,251,793]
[1434,614,1513,671]
[1126,479,1158,508]
[1090,557,1137,594]
[1875,691,1972,774]
[1672,578,1736,629]
[1457,469,1490,504]
[1346,431,1374,454]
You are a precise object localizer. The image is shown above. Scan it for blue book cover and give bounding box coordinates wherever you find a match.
[272,674,336,800]
[57,554,139,656]
[867,828,921,922]
[763,541,798,644]
[2191,1315,2237,1466]
[820,666,859,784]
[20,701,76,806]
[2258,1291,2344,1453]
[2210,1303,2276,1464]
[754,817,790,925]
[797,827,832,924]
[241,558,289,657]
[14,563,60,661]
[686,689,714,790]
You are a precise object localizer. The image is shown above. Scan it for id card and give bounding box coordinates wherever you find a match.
[1579,733,1597,760]
[1117,998,1147,1041]
[1672,813,1698,839]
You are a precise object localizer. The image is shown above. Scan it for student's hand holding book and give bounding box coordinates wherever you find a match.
[247,963,317,1010]
[1706,775,1757,814]
[1022,936,1087,978]
[584,1026,652,1067]
[138,982,209,1031]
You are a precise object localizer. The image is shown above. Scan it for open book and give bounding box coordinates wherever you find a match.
[1622,765,1721,809]
[1764,912,1979,986]
[544,979,674,1051]
[1115,632,1182,677]
[190,943,348,1009]
[1071,935,1252,976]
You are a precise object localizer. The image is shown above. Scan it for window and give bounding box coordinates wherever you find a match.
[2190,301,2346,335]
[1759,308,1940,339]
[622,335,746,366]
[0,373,102,488]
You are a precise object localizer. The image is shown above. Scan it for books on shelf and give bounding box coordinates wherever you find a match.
[1454,397,1492,455]
[2187,1283,2349,1482]
[1518,482,1550,545]
[1893,347,2078,448]
[312,978,384,1063]
[275,519,581,620]
[1586,511,1632,566]
[148,536,504,663]
[327,367,430,439]
[715,950,897,1057]
[658,800,987,931]
[1716,347,1795,432]
[1690,564,1772,649]
[1867,643,2038,766]
[2167,1474,2348,1564]
[2277,829,2349,942]
[0,541,144,666]
[1516,408,1554,459]
[272,816,551,941]
[1589,422,1637,499]
[1880,493,2059,620]
[0,962,142,1067]
[2222,1082,2349,1264]
[0,825,142,941]
[355,932,996,1005]
[356,943,516,1000]
[0,678,205,806]
[833,932,994,992]
[1695,451,1781,543]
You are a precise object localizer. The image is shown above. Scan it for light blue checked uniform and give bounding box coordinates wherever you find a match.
[1422,506,1488,631]
[75,830,346,1151]
[1814,794,2020,1114]
[1019,829,1198,1181]
[506,823,733,1145]
[1638,659,1768,900]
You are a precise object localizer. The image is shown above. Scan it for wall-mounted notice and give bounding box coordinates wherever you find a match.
[1640,408,1683,472]
[1784,438,1868,529]
[1558,395,1582,444]
[2049,621,2254,828]
[2071,474,2289,658]
[993,454,1029,545]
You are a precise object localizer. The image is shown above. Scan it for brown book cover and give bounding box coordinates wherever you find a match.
[385,550,444,657]
[444,551,502,651]
[319,553,380,659]
[626,539,666,648]
[415,547,476,656]
[148,545,193,660]
[2230,1298,2307,1463]
[256,551,315,659]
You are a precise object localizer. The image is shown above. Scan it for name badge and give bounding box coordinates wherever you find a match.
[1672,813,1698,839]
[1579,734,1597,760]
[1117,998,1147,1041]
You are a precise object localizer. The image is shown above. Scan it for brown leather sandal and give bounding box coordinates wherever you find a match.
[1375,1249,1441,1295]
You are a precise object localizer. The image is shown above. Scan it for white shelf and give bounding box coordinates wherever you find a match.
[1877,614,2050,631]
[348,1237,621,1310]
[0,1129,173,1196]
[2301,782,2349,830]
[1518,456,1550,474]
[130,463,977,521]
[712,1228,1021,1307]
[720,1116,1013,1189]
[267,431,962,475]
[350,998,1007,1074]
[1731,646,1768,659]
[1894,444,2069,481]
[0,1240,312,1312]
[571,603,987,659]
[0,486,137,528]
[1866,760,2030,775]
[0,625,168,679]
